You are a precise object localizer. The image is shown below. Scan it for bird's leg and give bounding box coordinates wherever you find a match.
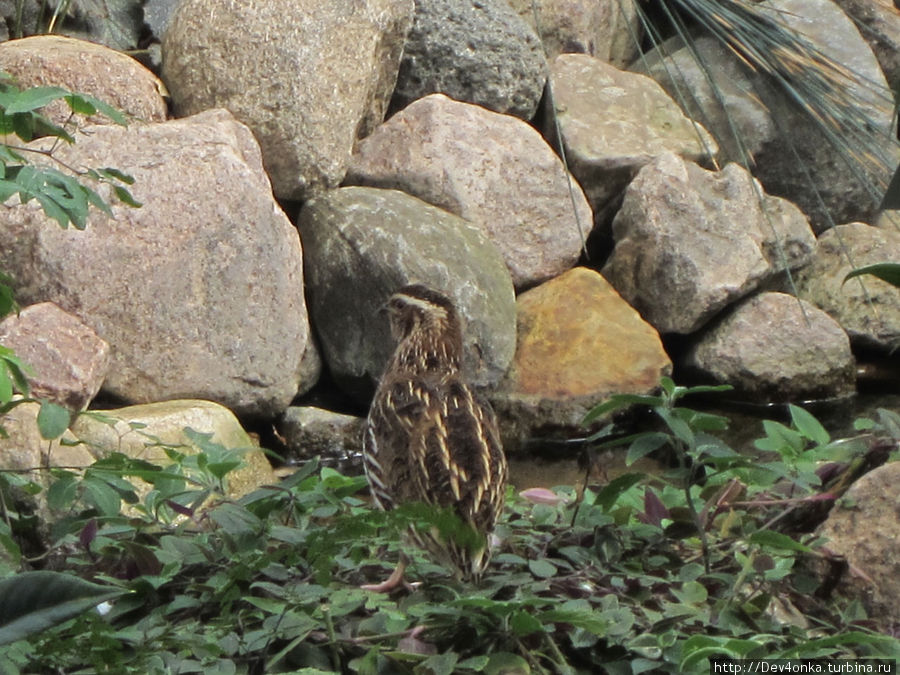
[361,553,410,593]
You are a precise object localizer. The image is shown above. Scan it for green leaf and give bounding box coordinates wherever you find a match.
[527,558,557,579]
[843,262,900,289]
[484,652,530,675]
[3,85,69,114]
[37,399,70,440]
[510,610,544,636]
[583,393,663,424]
[539,608,609,635]
[747,529,812,553]
[0,571,126,646]
[625,432,669,465]
[113,185,142,208]
[83,477,122,517]
[592,473,644,511]
[789,405,830,445]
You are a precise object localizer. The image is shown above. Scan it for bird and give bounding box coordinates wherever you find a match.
[362,284,508,590]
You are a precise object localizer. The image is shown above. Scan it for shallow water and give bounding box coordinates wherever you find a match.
[507,391,899,490]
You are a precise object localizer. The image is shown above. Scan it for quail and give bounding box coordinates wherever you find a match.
[362,284,507,590]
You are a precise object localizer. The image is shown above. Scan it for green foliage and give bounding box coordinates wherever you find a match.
[0,74,138,231]
[0,570,126,646]
[844,263,900,290]
[0,393,897,673]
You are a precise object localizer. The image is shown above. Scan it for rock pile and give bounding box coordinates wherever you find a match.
[0,0,896,463]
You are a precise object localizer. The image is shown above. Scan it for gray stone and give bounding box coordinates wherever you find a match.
[162,0,414,200]
[816,461,900,622]
[0,109,313,417]
[602,153,816,334]
[0,35,167,127]
[546,54,717,225]
[831,0,900,95]
[0,302,111,410]
[506,0,640,66]
[297,185,516,402]
[636,36,773,169]
[392,0,547,119]
[346,93,591,289]
[795,222,900,351]
[280,406,365,462]
[685,292,855,401]
[144,0,179,38]
[637,0,896,231]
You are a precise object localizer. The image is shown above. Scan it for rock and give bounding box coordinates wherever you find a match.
[685,292,855,401]
[392,0,547,119]
[0,302,111,410]
[636,36,773,169]
[0,109,313,417]
[507,0,640,66]
[72,400,276,501]
[638,0,896,231]
[493,267,671,451]
[162,0,413,200]
[280,406,365,462]
[144,0,179,39]
[816,461,900,621]
[0,35,167,127]
[0,401,95,542]
[795,223,900,352]
[0,0,44,41]
[0,400,93,474]
[546,54,717,225]
[346,94,591,289]
[831,0,900,95]
[602,153,816,335]
[298,185,516,401]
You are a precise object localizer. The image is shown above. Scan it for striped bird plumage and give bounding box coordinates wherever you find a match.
[363,284,507,581]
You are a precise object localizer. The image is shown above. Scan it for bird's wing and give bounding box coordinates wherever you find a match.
[409,379,507,534]
[364,376,429,510]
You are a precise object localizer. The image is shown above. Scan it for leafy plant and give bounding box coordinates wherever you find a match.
[0,389,897,674]
[0,71,139,231]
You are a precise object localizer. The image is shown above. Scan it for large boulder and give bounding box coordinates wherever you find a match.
[602,153,816,335]
[684,292,855,401]
[392,0,547,119]
[0,35,166,127]
[0,302,111,410]
[635,36,773,170]
[795,223,900,352]
[546,54,717,225]
[162,0,414,200]
[638,0,896,231]
[0,109,314,417]
[72,400,277,502]
[298,186,516,401]
[346,94,591,289]
[493,267,671,451]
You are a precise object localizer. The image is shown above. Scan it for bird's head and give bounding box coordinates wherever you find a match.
[384,284,459,342]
